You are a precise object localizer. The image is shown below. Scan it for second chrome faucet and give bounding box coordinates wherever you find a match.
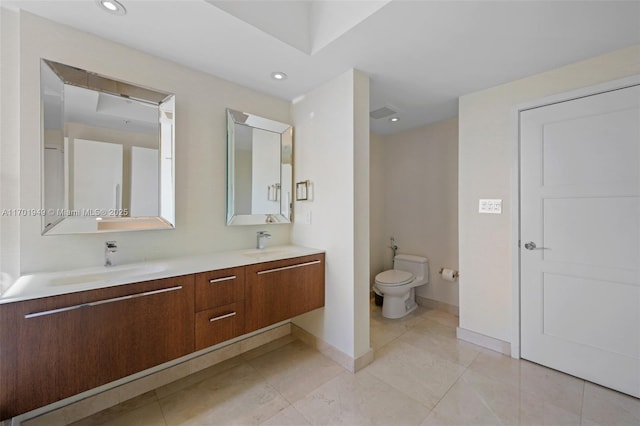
[256,231,271,250]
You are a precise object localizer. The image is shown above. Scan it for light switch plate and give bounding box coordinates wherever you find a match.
[479,199,502,214]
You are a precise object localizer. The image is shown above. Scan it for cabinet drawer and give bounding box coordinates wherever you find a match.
[195,267,244,312]
[195,303,244,350]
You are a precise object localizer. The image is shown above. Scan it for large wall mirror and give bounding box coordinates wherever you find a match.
[226,109,292,225]
[40,59,175,235]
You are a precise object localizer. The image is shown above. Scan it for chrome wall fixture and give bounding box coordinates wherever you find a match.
[296,180,310,201]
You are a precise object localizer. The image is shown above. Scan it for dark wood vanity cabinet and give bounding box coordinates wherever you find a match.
[194,266,245,350]
[245,254,325,333]
[0,275,195,420]
[0,253,325,421]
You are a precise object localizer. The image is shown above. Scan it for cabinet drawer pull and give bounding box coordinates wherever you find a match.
[209,275,236,284]
[209,311,236,322]
[24,286,183,319]
[256,260,321,275]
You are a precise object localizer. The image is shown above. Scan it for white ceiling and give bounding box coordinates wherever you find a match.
[4,0,640,135]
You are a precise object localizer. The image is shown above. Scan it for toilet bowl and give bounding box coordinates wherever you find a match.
[374,254,428,319]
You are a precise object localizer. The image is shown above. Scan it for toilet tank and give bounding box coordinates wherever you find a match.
[393,254,429,283]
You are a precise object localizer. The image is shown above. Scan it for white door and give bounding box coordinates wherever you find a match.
[130,146,159,217]
[73,139,123,213]
[520,84,640,397]
[43,145,64,227]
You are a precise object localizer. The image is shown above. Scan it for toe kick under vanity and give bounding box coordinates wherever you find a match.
[0,246,325,421]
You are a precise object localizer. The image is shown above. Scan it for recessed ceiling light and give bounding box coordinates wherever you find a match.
[96,0,127,16]
[271,72,288,81]
[390,117,400,122]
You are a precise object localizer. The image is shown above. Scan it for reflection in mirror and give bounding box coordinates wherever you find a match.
[226,109,292,225]
[41,59,175,235]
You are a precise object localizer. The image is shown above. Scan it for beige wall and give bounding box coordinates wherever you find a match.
[291,69,371,360]
[0,9,21,292]
[458,45,640,344]
[370,118,459,307]
[3,11,292,276]
[369,132,386,285]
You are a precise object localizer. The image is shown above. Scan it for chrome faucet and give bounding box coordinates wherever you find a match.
[105,241,117,267]
[256,231,271,250]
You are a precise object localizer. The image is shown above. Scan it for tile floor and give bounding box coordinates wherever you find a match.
[66,302,639,425]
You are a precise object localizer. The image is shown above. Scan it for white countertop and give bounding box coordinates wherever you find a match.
[0,245,324,304]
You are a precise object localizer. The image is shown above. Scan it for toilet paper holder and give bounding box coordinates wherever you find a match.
[438,268,459,279]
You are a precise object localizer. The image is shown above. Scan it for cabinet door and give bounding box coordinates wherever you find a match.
[245,254,325,333]
[0,302,18,421]
[3,275,194,419]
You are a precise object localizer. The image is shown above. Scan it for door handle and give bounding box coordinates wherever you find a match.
[524,241,549,250]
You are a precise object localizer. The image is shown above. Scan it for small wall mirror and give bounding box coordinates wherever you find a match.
[226,109,292,225]
[40,59,175,235]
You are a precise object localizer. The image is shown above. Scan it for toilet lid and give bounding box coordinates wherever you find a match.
[375,270,414,286]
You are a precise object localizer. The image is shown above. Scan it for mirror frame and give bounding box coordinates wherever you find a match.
[40,59,176,235]
[226,108,293,225]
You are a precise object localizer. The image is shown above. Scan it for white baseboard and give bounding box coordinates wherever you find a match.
[416,296,459,316]
[291,324,374,373]
[456,327,511,356]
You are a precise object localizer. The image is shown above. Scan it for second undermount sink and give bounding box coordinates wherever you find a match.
[49,263,168,286]
[242,247,294,258]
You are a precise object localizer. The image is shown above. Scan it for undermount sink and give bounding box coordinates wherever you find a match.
[242,247,293,258]
[49,263,168,286]
[1,262,170,300]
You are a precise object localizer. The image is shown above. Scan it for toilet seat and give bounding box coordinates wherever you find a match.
[375,270,414,287]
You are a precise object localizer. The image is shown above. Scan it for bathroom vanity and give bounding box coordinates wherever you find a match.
[0,247,324,420]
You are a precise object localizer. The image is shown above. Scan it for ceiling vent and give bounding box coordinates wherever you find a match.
[370,106,397,119]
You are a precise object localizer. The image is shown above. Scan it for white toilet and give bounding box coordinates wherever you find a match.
[374,254,428,319]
